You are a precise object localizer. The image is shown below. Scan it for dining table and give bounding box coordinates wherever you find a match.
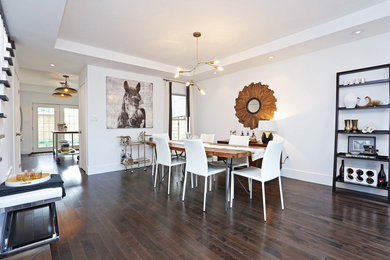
[146,140,265,210]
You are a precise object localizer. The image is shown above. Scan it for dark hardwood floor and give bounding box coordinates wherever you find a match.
[21,154,390,260]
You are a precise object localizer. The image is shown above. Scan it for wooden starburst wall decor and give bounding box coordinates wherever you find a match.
[234,82,277,129]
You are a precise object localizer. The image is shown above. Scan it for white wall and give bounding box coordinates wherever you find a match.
[20,87,78,154]
[0,65,16,184]
[83,65,167,175]
[194,32,390,194]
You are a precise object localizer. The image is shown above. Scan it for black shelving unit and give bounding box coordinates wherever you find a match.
[333,63,390,202]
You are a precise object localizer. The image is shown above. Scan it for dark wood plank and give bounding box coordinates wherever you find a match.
[16,153,390,260]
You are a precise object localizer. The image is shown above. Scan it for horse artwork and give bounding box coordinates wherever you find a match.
[106,77,153,129]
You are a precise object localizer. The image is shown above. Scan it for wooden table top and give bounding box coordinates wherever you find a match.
[52,131,80,134]
[146,141,253,159]
[217,139,267,147]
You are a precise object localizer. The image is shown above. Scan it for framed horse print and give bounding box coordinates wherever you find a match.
[106,76,153,129]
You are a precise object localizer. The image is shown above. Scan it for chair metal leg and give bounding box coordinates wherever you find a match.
[213,175,216,182]
[248,179,251,191]
[154,163,159,188]
[167,166,172,195]
[191,173,194,188]
[151,147,155,176]
[262,182,266,222]
[196,175,198,187]
[279,176,285,210]
[250,179,253,199]
[230,173,234,208]
[203,176,208,211]
[209,176,212,191]
[182,171,188,201]
[232,175,234,200]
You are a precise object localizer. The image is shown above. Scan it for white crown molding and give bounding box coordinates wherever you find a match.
[195,1,390,75]
[55,38,177,74]
[53,1,390,78]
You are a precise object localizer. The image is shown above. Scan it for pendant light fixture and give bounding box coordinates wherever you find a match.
[54,75,77,94]
[174,32,223,95]
[52,92,72,98]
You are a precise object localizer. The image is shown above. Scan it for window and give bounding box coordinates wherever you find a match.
[171,94,187,140]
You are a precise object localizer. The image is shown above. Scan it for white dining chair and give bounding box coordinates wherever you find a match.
[230,141,284,222]
[200,134,215,143]
[182,139,226,211]
[151,133,170,176]
[198,134,216,187]
[211,135,251,196]
[153,137,186,195]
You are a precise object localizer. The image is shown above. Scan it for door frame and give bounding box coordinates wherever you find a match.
[32,104,60,153]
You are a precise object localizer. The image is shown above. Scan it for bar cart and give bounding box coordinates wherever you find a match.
[52,131,80,163]
[118,132,151,173]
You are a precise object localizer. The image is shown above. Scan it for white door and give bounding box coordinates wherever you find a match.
[78,83,87,171]
[32,104,59,152]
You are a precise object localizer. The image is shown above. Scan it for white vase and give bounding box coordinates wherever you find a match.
[344,93,359,108]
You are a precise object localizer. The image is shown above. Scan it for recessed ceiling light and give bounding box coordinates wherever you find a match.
[268,56,274,60]
[50,63,55,67]
[354,30,361,35]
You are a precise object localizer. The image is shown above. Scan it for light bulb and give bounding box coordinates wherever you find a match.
[185,82,191,87]
[176,67,182,71]
[217,66,224,71]
[174,73,180,78]
[61,94,64,97]
[198,87,205,95]
[65,88,68,92]
[212,60,220,64]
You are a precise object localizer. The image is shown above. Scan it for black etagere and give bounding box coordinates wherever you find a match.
[332,63,390,202]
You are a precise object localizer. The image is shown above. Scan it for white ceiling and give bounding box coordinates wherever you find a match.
[58,0,388,66]
[2,0,390,81]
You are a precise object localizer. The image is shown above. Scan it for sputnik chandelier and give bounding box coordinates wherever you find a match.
[174,32,223,95]
[52,75,77,98]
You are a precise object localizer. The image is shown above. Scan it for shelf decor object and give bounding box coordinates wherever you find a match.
[333,63,390,202]
[0,95,8,101]
[259,120,277,144]
[234,82,277,129]
[344,167,377,187]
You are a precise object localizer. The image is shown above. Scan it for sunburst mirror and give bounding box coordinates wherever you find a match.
[234,82,277,129]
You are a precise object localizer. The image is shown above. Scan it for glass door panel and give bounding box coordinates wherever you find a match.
[63,107,79,145]
[33,104,59,152]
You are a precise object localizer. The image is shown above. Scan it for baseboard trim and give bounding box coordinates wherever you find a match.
[281,168,332,186]
[282,167,386,197]
[87,163,152,175]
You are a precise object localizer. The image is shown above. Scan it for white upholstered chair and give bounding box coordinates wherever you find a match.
[230,141,284,221]
[200,134,215,143]
[153,137,186,195]
[211,135,251,195]
[182,139,225,211]
[199,133,216,186]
